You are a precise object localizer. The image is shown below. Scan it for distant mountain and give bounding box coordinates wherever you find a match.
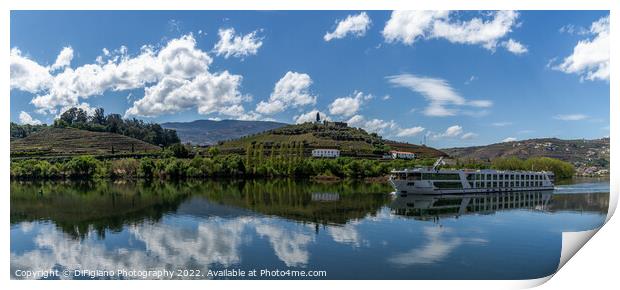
[161,119,288,145]
[443,137,610,169]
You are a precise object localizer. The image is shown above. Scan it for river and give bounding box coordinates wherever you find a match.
[10,178,609,279]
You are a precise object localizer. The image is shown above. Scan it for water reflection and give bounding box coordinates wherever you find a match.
[390,191,609,221]
[10,179,609,280]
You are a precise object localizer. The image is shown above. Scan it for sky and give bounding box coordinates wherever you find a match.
[10,10,610,148]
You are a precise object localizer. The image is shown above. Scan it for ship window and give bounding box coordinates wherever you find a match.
[434,182,463,189]
[407,173,421,180]
[429,173,461,180]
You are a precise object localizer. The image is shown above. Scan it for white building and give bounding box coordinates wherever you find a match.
[312,149,340,158]
[390,150,415,160]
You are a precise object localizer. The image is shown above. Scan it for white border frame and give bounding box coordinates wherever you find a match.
[2,1,617,289]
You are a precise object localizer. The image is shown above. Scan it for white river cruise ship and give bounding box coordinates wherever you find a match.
[389,159,555,195]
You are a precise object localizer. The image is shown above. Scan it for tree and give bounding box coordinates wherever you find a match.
[168,143,189,158]
[92,108,106,125]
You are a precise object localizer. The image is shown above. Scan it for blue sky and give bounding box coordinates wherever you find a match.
[10,10,610,148]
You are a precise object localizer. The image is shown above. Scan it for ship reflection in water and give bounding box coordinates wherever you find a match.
[10,179,609,280]
[390,191,553,221]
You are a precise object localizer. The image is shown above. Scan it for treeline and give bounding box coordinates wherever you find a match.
[490,156,575,179]
[10,123,49,139]
[53,107,180,146]
[451,156,575,179]
[272,122,385,146]
[10,155,432,180]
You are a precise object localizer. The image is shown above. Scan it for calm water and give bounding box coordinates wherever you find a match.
[10,178,609,280]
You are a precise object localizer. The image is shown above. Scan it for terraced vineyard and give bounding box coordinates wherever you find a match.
[10,127,161,158]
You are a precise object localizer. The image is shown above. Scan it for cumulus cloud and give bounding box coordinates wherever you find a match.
[328,91,372,117]
[501,38,528,55]
[383,11,524,54]
[125,72,247,117]
[460,132,477,140]
[294,109,331,124]
[554,114,588,121]
[396,126,425,137]
[19,111,42,125]
[386,74,491,117]
[427,125,477,140]
[10,48,53,93]
[346,114,425,140]
[442,125,463,137]
[553,16,609,81]
[256,71,316,115]
[11,34,255,118]
[50,47,74,71]
[382,11,450,45]
[324,12,372,41]
[213,28,263,59]
[255,224,313,267]
[502,137,517,142]
[347,114,398,135]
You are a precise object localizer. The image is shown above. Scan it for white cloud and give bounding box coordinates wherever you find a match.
[382,95,391,100]
[10,48,53,93]
[383,11,523,54]
[11,34,254,118]
[461,132,477,140]
[559,24,588,35]
[429,125,466,140]
[346,114,401,136]
[502,137,517,142]
[347,114,425,139]
[327,225,362,247]
[125,71,247,117]
[386,74,491,117]
[553,16,609,81]
[18,111,42,125]
[396,126,425,137]
[328,91,372,117]
[491,122,512,127]
[294,109,331,124]
[501,38,528,55]
[554,114,588,121]
[50,47,74,71]
[213,28,263,59]
[324,12,372,41]
[255,224,313,267]
[256,71,316,115]
[382,11,450,45]
[443,125,463,137]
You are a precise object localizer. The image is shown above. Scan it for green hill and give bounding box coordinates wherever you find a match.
[443,138,610,172]
[11,127,161,158]
[216,121,447,158]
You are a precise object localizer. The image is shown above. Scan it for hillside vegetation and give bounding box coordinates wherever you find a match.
[217,122,447,158]
[11,127,161,158]
[444,138,609,175]
[53,107,180,146]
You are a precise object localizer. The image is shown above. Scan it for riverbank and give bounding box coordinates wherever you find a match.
[10,155,577,181]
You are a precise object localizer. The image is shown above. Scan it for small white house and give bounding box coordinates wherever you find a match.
[312,149,340,158]
[390,150,415,160]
